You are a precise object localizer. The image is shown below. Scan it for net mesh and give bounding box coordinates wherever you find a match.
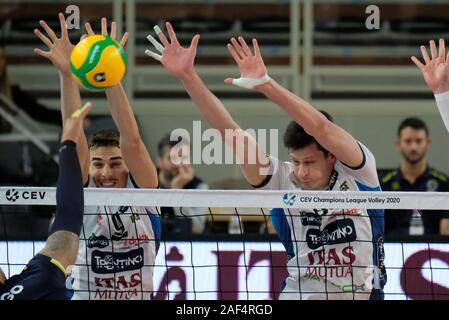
[1,187,449,300]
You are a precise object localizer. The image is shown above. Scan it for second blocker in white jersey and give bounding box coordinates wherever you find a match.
[257,142,387,300]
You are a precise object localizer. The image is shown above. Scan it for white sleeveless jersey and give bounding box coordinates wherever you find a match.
[258,143,386,300]
[69,176,161,300]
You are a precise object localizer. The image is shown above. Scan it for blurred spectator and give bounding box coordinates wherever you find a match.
[381,117,449,236]
[0,39,61,133]
[157,134,208,234]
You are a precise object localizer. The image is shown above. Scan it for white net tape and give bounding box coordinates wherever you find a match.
[1,187,448,209]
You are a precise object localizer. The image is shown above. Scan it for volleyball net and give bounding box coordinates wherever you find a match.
[1,187,449,300]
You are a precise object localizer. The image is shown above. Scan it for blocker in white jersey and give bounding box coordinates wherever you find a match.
[69,176,160,300]
[258,143,386,300]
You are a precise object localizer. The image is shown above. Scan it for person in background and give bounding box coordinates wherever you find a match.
[157,134,209,234]
[381,117,449,236]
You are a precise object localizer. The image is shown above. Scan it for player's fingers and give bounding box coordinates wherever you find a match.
[154,25,170,47]
[147,34,164,53]
[238,36,253,56]
[430,40,438,60]
[59,13,68,38]
[144,49,162,61]
[101,17,108,36]
[439,38,446,62]
[252,38,261,57]
[80,34,87,42]
[39,20,58,42]
[110,21,117,39]
[119,32,129,47]
[411,56,425,70]
[33,48,51,58]
[230,37,246,58]
[421,45,431,64]
[34,29,53,47]
[71,102,92,119]
[227,44,242,63]
[189,34,200,50]
[224,78,235,85]
[85,22,94,36]
[166,21,180,46]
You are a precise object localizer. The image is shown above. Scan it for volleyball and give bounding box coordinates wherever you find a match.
[70,35,126,90]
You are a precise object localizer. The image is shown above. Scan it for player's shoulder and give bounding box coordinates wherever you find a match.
[428,168,449,182]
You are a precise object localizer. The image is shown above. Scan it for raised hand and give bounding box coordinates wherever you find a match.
[170,165,194,189]
[33,13,74,75]
[82,17,128,47]
[224,37,270,90]
[145,21,200,80]
[412,39,449,94]
[61,102,92,144]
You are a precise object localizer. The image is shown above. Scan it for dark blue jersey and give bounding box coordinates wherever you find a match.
[0,254,67,300]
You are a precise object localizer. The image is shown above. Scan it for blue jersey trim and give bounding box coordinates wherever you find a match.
[269,208,295,258]
[147,209,161,254]
[355,181,387,294]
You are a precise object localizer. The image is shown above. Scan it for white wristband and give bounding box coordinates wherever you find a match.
[434,91,449,134]
[434,90,449,102]
[231,74,271,89]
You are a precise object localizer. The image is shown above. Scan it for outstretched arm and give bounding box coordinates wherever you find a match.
[146,22,269,186]
[40,102,91,269]
[412,39,449,134]
[83,18,157,188]
[226,37,363,168]
[33,13,89,184]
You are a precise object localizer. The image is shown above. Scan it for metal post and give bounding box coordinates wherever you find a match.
[113,0,123,40]
[302,0,313,101]
[125,0,136,98]
[290,0,300,95]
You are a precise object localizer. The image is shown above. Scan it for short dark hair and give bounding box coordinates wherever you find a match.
[88,129,120,149]
[397,117,429,137]
[157,134,190,157]
[283,110,333,154]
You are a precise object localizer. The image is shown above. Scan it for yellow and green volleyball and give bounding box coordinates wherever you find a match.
[70,35,126,91]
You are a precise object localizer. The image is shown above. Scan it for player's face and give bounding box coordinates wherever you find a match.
[396,127,430,165]
[289,143,336,190]
[89,146,129,188]
[157,144,191,180]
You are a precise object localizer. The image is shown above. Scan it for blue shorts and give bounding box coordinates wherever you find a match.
[0,254,67,300]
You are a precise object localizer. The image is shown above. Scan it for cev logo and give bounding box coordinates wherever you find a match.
[282,193,297,206]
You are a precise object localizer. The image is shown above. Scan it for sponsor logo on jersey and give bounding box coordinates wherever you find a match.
[306,219,357,250]
[339,181,349,191]
[95,272,142,290]
[120,234,151,248]
[87,234,109,249]
[91,248,144,274]
[426,179,439,191]
[300,211,322,226]
[94,289,140,300]
[305,245,356,279]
